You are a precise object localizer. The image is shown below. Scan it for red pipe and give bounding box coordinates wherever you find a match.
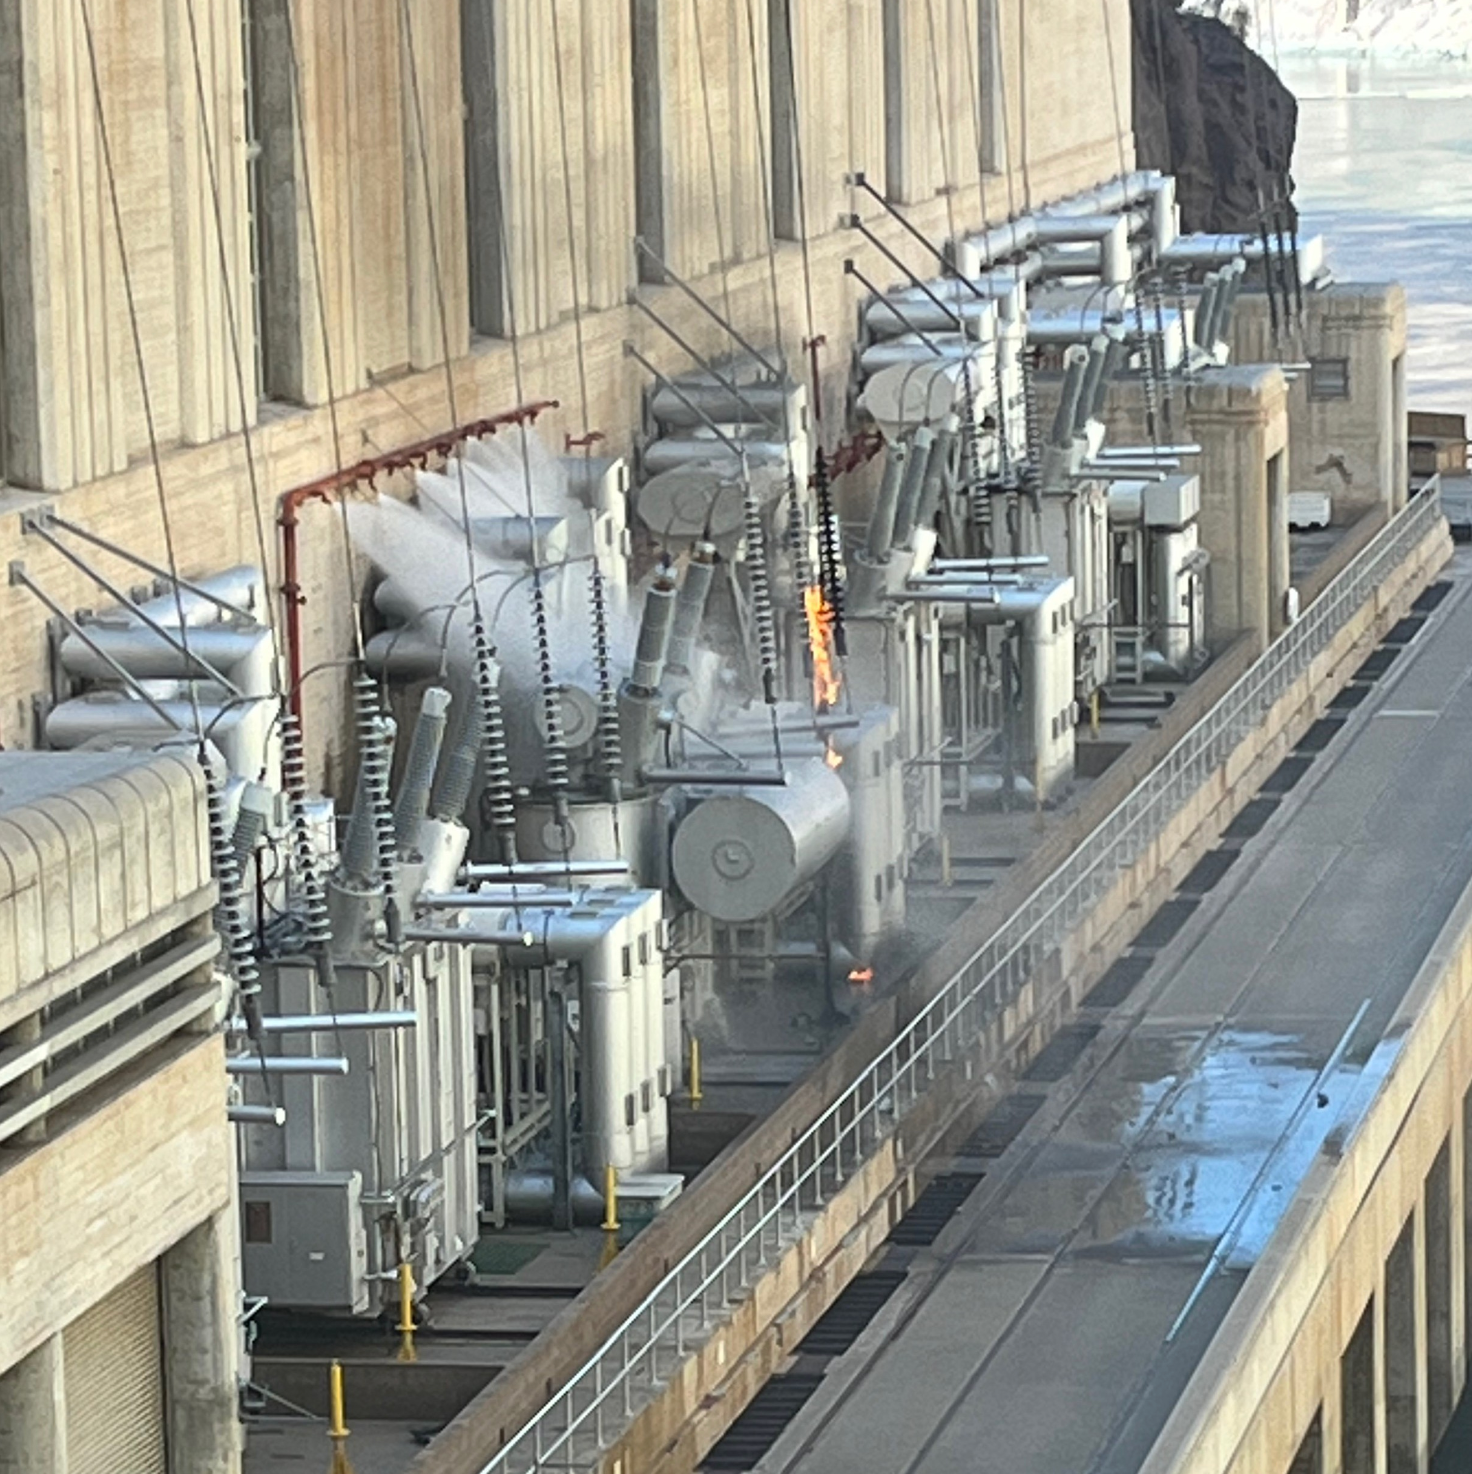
[277,400,557,730]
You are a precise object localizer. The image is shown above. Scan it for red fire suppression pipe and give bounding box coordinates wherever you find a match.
[277,400,557,731]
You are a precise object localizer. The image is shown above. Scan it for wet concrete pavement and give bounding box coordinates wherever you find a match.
[768,552,1472,1474]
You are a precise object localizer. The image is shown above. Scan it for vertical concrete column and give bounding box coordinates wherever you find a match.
[1341,1296,1376,1474]
[1383,1214,1419,1474]
[399,0,468,372]
[1425,1141,1454,1449]
[161,1213,242,1474]
[0,1335,67,1474]
[1453,1085,1470,1415]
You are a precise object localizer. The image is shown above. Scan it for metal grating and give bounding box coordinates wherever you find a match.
[1180,848,1238,896]
[1084,953,1153,1010]
[1296,716,1346,754]
[963,1093,1046,1156]
[1383,615,1427,645]
[1261,755,1314,795]
[888,1173,985,1247]
[1224,796,1280,839]
[796,1272,906,1357]
[1133,898,1199,951]
[1354,647,1400,682]
[1330,683,1370,711]
[701,1376,826,1471]
[1413,581,1452,613]
[1023,1022,1102,1083]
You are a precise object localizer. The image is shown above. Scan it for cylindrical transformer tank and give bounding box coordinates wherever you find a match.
[671,759,850,922]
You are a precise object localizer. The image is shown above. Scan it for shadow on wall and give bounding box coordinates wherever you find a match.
[1131,0,1299,233]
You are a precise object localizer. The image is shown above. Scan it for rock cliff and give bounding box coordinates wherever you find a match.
[1132,0,1299,233]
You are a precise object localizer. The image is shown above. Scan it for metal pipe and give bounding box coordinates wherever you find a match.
[419,891,582,908]
[932,556,1049,571]
[1092,331,1130,418]
[1077,336,1112,434]
[227,1012,418,1034]
[915,415,957,534]
[462,861,629,881]
[225,1056,350,1075]
[631,239,783,378]
[39,512,257,622]
[24,517,248,695]
[1094,445,1202,459]
[641,767,789,787]
[229,1104,287,1126]
[10,566,189,734]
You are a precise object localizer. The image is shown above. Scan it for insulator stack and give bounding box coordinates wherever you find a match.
[957,357,991,555]
[1021,351,1043,508]
[355,677,397,890]
[990,345,1013,488]
[785,476,814,590]
[811,450,846,655]
[474,621,518,864]
[281,710,331,949]
[528,573,569,812]
[589,560,622,797]
[1149,274,1176,439]
[1133,293,1161,444]
[204,760,260,1000]
[740,467,780,706]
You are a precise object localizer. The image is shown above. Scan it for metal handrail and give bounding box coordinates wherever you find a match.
[478,486,1445,1474]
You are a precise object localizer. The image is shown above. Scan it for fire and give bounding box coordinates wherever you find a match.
[848,967,874,986]
[825,746,843,770]
[803,584,841,712]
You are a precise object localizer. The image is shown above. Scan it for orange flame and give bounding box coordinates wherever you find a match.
[825,746,844,770]
[803,584,841,712]
[848,967,874,986]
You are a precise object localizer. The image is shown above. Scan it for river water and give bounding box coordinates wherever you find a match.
[1280,53,1472,414]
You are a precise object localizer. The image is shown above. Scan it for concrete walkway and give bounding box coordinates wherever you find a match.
[766,553,1472,1474]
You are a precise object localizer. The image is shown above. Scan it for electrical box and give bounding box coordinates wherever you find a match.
[1144,474,1201,530]
[239,1171,370,1314]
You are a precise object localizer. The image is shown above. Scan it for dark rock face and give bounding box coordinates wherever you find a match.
[1132,0,1298,234]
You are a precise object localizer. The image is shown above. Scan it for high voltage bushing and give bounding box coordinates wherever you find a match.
[393,686,451,852]
[666,541,717,676]
[631,572,679,690]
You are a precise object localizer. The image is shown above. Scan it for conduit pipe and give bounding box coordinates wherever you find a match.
[277,401,555,733]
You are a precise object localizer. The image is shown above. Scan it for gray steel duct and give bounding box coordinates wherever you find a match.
[503,1170,608,1226]
[650,378,797,430]
[892,427,935,550]
[665,541,716,677]
[394,687,452,851]
[1194,273,1223,350]
[865,443,908,562]
[60,623,274,694]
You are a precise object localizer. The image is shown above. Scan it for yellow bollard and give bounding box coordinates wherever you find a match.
[327,1360,354,1474]
[602,1163,620,1232]
[396,1261,417,1364]
[689,1035,703,1106]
